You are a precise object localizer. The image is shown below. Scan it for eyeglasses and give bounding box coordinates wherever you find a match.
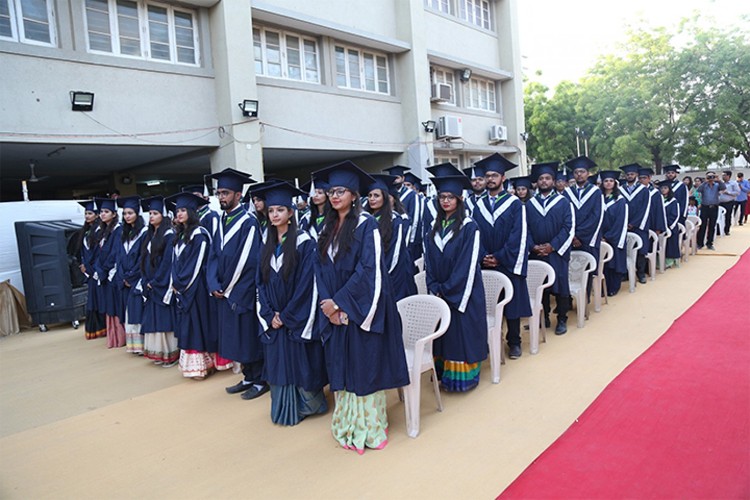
[327,188,349,198]
[216,190,233,198]
[484,172,501,179]
[438,194,457,202]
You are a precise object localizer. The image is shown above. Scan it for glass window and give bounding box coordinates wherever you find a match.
[425,0,450,15]
[467,75,496,112]
[254,25,320,84]
[0,0,14,39]
[1,0,56,45]
[431,66,456,105]
[334,43,390,95]
[459,0,491,30]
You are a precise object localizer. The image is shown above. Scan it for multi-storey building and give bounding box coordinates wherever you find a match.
[0,0,526,199]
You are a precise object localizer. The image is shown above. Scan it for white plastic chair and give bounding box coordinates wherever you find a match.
[525,260,555,355]
[646,230,658,281]
[414,270,427,295]
[626,232,643,293]
[396,295,451,438]
[676,223,687,265]
[716,206,726,238]
[568,251,597,328]
[657,231,669,273]
[592,241,613,313]
[687,215,701,255]
[481,270,513,384]
[681,221,692,262]
[414,256,425,272]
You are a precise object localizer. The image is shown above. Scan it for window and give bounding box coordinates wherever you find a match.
[253,26,320,83]
[459,0,491,30]
[425,0,450,15]
[0,0,56,45]
[468,76,496,112]
[335,44,390,95]
[431,66,456,105]
[434,156,461,168]
[84,0,198,65]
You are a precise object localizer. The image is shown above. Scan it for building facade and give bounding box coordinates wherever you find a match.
[0,0,526,199]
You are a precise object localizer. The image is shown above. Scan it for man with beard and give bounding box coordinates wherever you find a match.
[463,165,487,214]
[663,165,689,224]
[384,165,420,262]
[563,156,604,263]
[619,163,651,284]
[206,168,268,400]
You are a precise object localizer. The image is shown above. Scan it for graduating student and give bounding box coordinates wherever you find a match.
[618,163,651,284]
[93,198,125,348]
[555,170,570,194]
[299,179,330,241]
[166,192,215,379]
[658,180,681,268]
[510,177,533,203]
[254,182,328,426]
[366,175,417,301]
[77,200,106,340]
[116,196,147,354]
[463,165,488,214]
[138,197,177,366]
[470,153,531,359]
[563,156,604,263]
[641,167,668,272]
[182,181,219,240]
[599,171,629,296]
[313,161,409,454]
[664,165,689,223]
[423,175,487,390]
[403,172,425,261]
[422,162,465,240]
[384,165,420,263]
[207,169,267,400]
[526,162,575,335]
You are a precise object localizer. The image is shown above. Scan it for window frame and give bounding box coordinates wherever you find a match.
[334,43,391,95]
[467,75,497,112]
[424,0,451,15]
[459,0,492,30]
[253,25,321,84]
[430,66,457,106]
[434,155,462,168]
[1,0,57,46]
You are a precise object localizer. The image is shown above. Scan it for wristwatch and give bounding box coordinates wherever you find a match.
[333,302,340,311]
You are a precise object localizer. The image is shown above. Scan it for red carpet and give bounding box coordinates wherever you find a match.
[499,250,750,499]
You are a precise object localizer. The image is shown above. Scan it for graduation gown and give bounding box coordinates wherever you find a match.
[115,226,147,325]
[399,186,422,261]
[80,226,103,314]
[314,213,409,396]
[198,206,219,241]
[256,231,327,391]
[526,193,575,296]
[423,216,488,365]
[620,183,651,256]
[206,206,263,364]
[602,195,629,275]
[140,229,175,333]
[672,180,689,222]
[464,191,486,215]
[563,184,604,262]
[171,227,213,352]
[472,191,532,319]
[647,186,668,251]
[380,212,416,301]
[93,223,122,317]
[663,197,681,259]
[299,211,326,241]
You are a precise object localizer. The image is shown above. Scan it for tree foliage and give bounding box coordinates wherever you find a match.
[524,16,750,172]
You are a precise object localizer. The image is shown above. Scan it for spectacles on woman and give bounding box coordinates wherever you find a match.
[438,194,457,202]
[327,188,350,198]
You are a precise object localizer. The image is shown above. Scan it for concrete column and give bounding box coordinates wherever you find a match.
[208,1,264,180]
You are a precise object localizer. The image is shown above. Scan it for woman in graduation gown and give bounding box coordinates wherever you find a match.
[658,180,681,268]
[93,198,125,348]
[313,161,409,454]
[255,182,328,426]
[116,196,147,354]
[599,171,629,296]
[366,175,417,302]
[299,179,330,241]
[77,200,106,340]
[423,176,487,392]
[139,196,178,366]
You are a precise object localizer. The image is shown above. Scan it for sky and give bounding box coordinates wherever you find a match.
[517,0,749,89]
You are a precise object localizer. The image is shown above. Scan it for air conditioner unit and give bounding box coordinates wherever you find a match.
[430,83,452,102]
[489,124,508,143]
[436,115,463,139]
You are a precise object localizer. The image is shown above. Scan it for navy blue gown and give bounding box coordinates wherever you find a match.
[80,225,105,339]
[526,192,575,296]
[620,183,651,256]
[116,227,147,327]
[663,197,681,260]
[563,184,604,263]
[140,229,175,334]
[172,227,212,351]
[602,195,629,295]
[93,223,122,320]
[380,212,416,301]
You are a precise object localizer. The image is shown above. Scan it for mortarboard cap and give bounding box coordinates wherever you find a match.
[657,179,674,189]
[181,185,204,195]
[473,153,517,176]
[426,162,463,177]
[383,165,410,177]
[403,172,422,188]
[95,197,116,213]
[78,199,98,213]
[368,174,399,196]
[312,161,376,193]
[246,181,304,208]
[166,192,208,212]
[244,178,285,203]
[598,170,621,182]
[565,155,597,171]
[510,176,532,190]
[463,166,483,179]
[663,164,681,173]
[116,195,141,212]
[531,161,560,181]
[619,163,642,174]
[431,175,472,197]
[555,170,571,182]
[207,168,256,193]
[638,167,655,177]
[141,196,167,215]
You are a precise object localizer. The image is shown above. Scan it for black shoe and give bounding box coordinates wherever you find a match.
[707,244,715,250]
[544,315,551,328]
[241,384,270,400]
[225,380,253,394]
[508,345,522,359]
[637,275,647,284]
[555,319,567,335]
[697,244,704,250]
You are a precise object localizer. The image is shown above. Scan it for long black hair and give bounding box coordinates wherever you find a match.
[261,213,299,283]
[141,214,172,272]
[173,208,201,246]
[365,188,394,251]
[600,181,620,199]
[391,194,406,215]
[310,195,331,220]
[75,215,101,258]
[430,196,465,240]
[101,211,119,241]
[121,211,145,242]
[318,192,361,262]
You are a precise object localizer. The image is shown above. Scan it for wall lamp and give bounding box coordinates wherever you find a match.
[238,99,259,118]
[520,131,529,141]
[422,120,436,133]
[70,91,95,111]
[459,68,472,82]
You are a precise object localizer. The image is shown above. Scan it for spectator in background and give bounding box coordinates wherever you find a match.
[696,172,725,250]
[692,177,703,207]
[687,196,699,217]
[735,172,749,226]
[108,189,120,200]
[718,171,740,235]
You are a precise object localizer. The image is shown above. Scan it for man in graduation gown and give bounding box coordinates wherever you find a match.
[527,162,575,335]
[563,156,604,264]
[183,179,219,240]
[403,172,425,262]
[664,164,689,224]
[463,165,487,214]
[618,163,651,284]
[384,165,420,264]
[640,167,667,270]
[206,168,268,400]
[470,153,531,358]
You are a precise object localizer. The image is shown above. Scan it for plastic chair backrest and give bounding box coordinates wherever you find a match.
[397,295,451,351]
[569,251,597,285]
[626,232,643,257]
[687,215,701,228]
[480,270,512,321]
[414,271,427,295]
[414,257,425,272]
[526,260,555,303]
